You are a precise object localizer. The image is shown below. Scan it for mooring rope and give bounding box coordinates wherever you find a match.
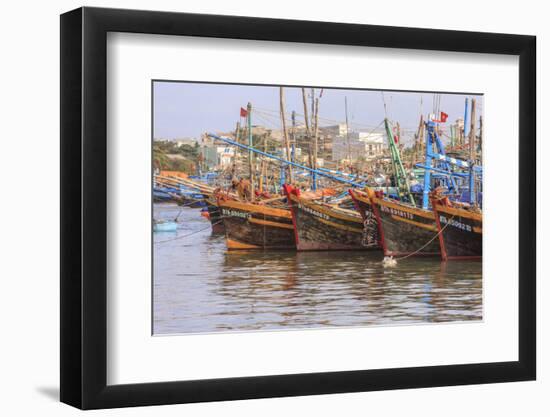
[393,214,455,261]
[154,220,224,245]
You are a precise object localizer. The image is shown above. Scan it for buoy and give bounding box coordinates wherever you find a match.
[382,256,397,267]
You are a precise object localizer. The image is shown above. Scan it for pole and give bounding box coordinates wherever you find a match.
[301,88,310,137]
[463,98,469,141]
[312,97,320,190]
[479,115,483,154]
[449,125,455,148]
[279,87,293,184]
[247,102,254,201]
[233,121,241,177]
[345,96,351,162]
[291,110,296,164]
[301,88,313,187]
[469,98,477,205]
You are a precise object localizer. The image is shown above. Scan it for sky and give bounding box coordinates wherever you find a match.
[153,81,483,145]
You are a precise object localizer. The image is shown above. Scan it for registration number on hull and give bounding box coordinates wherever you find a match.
[380,204,414,220]
[297,203,330,221]
[439,215,472,232]
[222,209,251,219]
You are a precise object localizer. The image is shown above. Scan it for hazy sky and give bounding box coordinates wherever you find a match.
[153,81,483,144]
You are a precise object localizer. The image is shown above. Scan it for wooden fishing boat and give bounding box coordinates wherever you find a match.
[431,197,482,261]
[284,185,377,251]
[348,188,379,248]
[366,188,440,257]
[217,197,295,250]
[200,192,225,234]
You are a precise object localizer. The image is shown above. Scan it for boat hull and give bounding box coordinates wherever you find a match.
[218,199,295,250]
[348,189,380,248]
[201,192,225,233]
[370,192,440,257]
[285,187,376,251]
[433,203,482,260]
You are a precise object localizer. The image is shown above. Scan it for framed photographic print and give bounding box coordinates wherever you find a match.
[60,6,536,409]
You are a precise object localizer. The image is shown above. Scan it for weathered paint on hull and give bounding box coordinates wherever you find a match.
[348,189,379,248]
[286,188,376,251]
[433,203,482,261]
[201,193,224,234]
[218,199,295,250]
[370,194,440,257]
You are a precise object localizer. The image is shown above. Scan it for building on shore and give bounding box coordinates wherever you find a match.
[332,131,385,162]
[201,145,236,169]
[174,137,198,147]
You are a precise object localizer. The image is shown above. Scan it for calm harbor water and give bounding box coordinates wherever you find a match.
[153,203,482,335]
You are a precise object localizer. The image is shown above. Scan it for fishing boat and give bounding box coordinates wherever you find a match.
[153,186,177,202]
[367,187,440,257]
[431,196,482,261]
[200,191,225,234]
[284,184,377,251]
[217,197,295,250]
[348,188,379,248]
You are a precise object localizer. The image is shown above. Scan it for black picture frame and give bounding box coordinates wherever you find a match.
[60,6,536,410]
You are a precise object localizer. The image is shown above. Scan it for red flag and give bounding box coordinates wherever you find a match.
[240,107,248,118]
[440,111,448,122]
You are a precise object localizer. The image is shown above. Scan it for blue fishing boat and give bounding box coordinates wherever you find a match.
[153,186,177,201]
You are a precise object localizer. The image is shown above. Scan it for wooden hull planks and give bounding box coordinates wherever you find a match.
[348,189,380,248]
[432,201,482,261]
[217,198,296,250]
[368,189,440,257]
[200,192,225,234]
[284,185,377,251]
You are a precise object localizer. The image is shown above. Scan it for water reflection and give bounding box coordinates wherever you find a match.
[153,204,482,335]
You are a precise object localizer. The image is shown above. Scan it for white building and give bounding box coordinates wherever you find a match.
[332,131,385,161]
[202,145,236,169]
[174,138,198,147]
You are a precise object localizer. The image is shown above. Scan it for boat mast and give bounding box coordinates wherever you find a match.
[301,88,313,188]
[384,118,415,205]
[279,87,293,184]
[469,98,477,205]
[247,102,255,201]
[344,96,351,163]
[312,91,320,190]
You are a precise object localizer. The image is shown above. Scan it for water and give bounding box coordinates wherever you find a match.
[153,203,482,335]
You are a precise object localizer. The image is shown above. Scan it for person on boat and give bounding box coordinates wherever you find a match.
[231,177,252,201]
[431,186,452,207]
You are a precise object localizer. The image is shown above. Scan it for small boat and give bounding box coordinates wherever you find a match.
[284,185,377,251]
[217,197,295,250]
[431,196,482,261]
[153,219,178,232]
